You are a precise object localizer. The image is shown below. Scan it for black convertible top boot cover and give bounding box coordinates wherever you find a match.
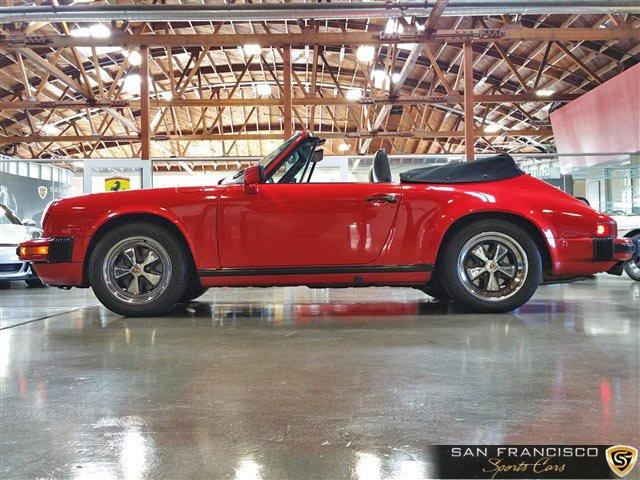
[400,153,524,184]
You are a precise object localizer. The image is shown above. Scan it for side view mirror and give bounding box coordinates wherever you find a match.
[311,149,324,163]
[22,218,37,227]
[244,165,263,194]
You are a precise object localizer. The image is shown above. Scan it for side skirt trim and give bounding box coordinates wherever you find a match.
[198,264,433,277]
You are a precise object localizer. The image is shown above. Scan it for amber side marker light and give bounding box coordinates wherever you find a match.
[19,245,49,257]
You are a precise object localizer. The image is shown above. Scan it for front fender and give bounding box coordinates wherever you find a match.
[43,190,221,271]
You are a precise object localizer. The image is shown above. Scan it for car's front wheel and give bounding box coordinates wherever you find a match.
[89,222,189,316]
[25,278,44,287]
[440,220,542,313]
[623,234,640,281]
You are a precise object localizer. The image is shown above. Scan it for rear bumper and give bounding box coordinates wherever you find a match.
[613,238,636,258]
[18,237,85,286]
[551,237,635,277]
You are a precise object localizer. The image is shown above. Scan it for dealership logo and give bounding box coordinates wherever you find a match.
[606,445,638,478]
[37,185,48,200]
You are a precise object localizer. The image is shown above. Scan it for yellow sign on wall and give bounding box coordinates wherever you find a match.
[105,176,130,192]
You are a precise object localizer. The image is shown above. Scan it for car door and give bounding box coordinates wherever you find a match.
[217,182,402,268]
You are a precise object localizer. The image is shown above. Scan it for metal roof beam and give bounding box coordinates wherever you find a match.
[3,2,639,23]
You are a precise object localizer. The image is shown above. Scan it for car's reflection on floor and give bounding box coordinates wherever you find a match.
[175,298,453,327]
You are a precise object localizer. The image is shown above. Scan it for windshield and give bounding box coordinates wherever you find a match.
[221,133,302,185]
[0,204,22,225]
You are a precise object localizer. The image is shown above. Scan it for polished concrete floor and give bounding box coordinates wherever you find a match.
[1,276,638,479]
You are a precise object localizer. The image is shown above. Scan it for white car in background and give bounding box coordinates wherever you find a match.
[576,197,640,281]
[0,204,45,287]
[611,213,640,281]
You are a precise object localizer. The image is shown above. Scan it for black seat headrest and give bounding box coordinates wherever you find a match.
[370,149,392,183]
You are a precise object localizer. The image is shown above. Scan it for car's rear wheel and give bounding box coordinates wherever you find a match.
[89,223,189,316]
[623,234,640,281]
[418,279,450,301]
[440,220,542,313]
[179,277,209,303]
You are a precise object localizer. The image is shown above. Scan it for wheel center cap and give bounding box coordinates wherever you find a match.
[487,261,498,272]
[131,265,142,274]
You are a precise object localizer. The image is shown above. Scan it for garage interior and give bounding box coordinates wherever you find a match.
[1,1,639,479]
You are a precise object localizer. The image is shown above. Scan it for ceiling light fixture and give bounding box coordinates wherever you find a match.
[127,50,142,66]
[89,23,111,38]
[536,89,554,97]
[356,45,375,63]
[371,70,387,89]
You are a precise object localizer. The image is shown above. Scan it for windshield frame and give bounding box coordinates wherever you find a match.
[221,132,308,185]
[0,204,22,225]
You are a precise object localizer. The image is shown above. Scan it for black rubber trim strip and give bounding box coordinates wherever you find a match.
[47,237,74,263]
[198,264,433,277]
[614,242,636,255]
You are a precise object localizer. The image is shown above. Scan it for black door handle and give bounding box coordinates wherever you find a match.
[365,193,397,203]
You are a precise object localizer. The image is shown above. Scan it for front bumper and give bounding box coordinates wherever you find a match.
[18,237,84,287]
[18,237,75,263]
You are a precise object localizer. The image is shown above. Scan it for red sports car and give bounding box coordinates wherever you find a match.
[19,131,635,316]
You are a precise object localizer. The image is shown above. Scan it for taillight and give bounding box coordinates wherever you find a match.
[595,221,616,237]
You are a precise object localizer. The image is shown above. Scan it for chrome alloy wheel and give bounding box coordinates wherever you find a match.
[102,236,172,304]
[625,246,640,278]
[456,231,528,302]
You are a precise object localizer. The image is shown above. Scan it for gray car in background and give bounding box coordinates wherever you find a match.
[0,203,44,286]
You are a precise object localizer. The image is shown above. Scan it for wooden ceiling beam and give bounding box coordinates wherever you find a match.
[3,27,637,49]
[16,47,91,98]
[0,92,580,111]
[0,128,553,145]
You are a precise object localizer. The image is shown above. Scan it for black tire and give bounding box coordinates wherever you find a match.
[418,279,450,301]
[623,235,640,281]
[25,278,45,287]
[179,277,209,303]
[89,222,190,316]
[439,220,542,313]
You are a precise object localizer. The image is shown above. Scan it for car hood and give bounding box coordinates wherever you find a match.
[55,185,227,205]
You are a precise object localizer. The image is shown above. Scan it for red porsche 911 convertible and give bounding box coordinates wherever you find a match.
[19,131,635,316]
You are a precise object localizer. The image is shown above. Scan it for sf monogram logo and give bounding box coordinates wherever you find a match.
[606,445,638,478]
